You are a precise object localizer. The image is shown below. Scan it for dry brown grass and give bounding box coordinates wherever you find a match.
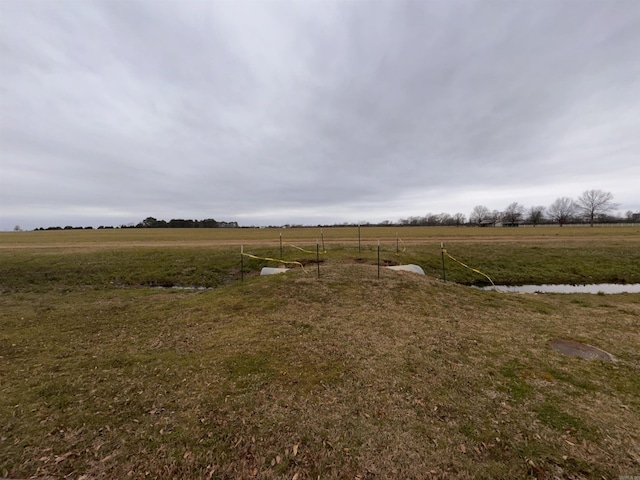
[2,254,639,479]
[2,225,639,250]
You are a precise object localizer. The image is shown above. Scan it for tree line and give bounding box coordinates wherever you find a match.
[398,189,637,227]
[135,217,238,229]
[279,190,636,228]
[34,217,238,231]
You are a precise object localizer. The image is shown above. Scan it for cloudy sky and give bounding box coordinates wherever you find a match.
[1,0,639,230]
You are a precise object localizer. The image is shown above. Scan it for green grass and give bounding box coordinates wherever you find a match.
[534,399,598,440]
[1,227,639,479]
[0,248,242,291]
[2,238,638,291]
[409,242,640,286]
[499,360,534,402]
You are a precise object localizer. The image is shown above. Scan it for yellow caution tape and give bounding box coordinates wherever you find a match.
[444,252,500,291]
[443,251,535,294]
[394,237,407,256]
[288,244,327,255]
[242,252,308,274]
[288,244,315,254]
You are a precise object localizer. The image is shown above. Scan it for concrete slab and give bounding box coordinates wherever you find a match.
[549,338,617,362]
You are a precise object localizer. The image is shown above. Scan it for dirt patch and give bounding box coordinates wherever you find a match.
[352,257,398,266]
[296,258,326,266]
[549,338,617,362]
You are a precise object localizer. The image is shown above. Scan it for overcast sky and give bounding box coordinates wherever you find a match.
[1,0,639,230]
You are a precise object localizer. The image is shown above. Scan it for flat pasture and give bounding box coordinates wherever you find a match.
[2,224,638,248]
[1,226,639,479]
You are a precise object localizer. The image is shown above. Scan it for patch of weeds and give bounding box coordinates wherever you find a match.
[510,438,553,467]
[36,380,73,410]
[547,369,597,394]
[273,455,293,475]
[531,304,553,315]
[521,297,554,314]
[103,355,136,369]
[403,356,421,376]
[499,360,533,402]
[536,372,554,382]
[535,400,597,440]
[481,297,501,309]
[289,320,313,333]
[602,363,640,399]
[223,352,275,387]
[555,456,608,479]
[569,299,590,308]
[391,279,419,295]
[155,425,196,446]
[280,359,348,393]
[617,308,635,315]
[459,422,479,440]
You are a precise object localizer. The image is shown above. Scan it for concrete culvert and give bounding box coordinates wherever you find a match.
[260,267,289,276]
[386,264,425,275]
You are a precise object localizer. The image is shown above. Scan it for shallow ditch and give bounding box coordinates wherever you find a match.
[477,283,640,294]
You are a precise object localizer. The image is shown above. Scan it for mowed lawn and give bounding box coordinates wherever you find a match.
[1,227,639,479]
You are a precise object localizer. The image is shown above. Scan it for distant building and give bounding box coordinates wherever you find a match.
[479,220,496,227]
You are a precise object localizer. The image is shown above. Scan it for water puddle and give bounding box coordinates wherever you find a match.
[478,283,640,294]
[148,285,211,291]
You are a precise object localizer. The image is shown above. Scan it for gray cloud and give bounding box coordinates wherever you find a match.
[1,0,639,229]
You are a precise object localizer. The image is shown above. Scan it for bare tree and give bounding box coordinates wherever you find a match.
[437,213,453,226]
[575,189,617,226]
[470,205,490,225]
[528,206,545,227]
[453,212,466,226]
[502,202,525,224]
[424,213,439,226]
[625,210,640,223]
[548,197,576,227]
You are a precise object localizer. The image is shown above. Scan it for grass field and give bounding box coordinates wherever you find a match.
[1,227,639,479]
